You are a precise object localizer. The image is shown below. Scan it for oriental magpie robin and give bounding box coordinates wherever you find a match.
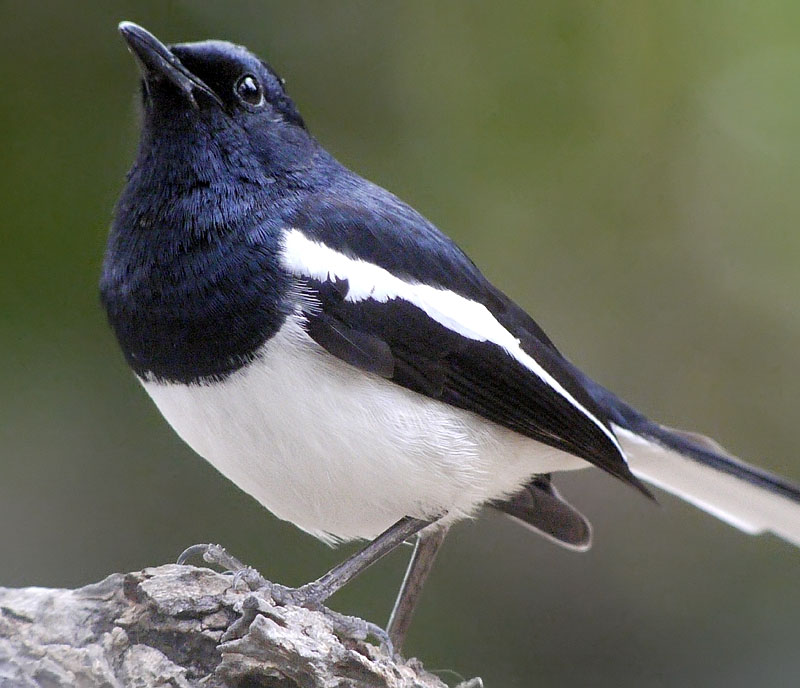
[102,22,800,652]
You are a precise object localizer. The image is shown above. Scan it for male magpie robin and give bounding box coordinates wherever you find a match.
[102,22,800,651]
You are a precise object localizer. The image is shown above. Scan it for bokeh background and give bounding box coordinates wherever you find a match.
[2,2,800,686]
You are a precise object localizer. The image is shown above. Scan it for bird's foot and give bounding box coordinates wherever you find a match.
[241,579,393,653]
[259,580,326,607]
[317,605,394,655]
[177,543,268,590]
[176,543,393,654]
[219,592,393,654]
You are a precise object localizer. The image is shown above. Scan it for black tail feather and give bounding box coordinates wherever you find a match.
[493,475,593,551]
[576,370,800,546]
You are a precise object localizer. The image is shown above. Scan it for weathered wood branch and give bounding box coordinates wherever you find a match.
[0,564,481,687]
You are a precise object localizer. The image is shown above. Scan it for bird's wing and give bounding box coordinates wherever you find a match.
[280,187,649,495]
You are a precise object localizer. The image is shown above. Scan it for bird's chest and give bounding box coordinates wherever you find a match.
[101,239,292,383]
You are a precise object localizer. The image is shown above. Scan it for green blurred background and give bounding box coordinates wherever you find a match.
[2,2,799,686]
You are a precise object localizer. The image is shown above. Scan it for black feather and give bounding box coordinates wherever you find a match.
[492,475,592,551]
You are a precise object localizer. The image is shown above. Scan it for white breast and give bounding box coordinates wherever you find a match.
[141,314,589,542]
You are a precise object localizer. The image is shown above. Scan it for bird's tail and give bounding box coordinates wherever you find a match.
[583,376,800,547]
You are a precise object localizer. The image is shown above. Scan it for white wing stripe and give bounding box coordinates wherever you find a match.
[280,228,625,457]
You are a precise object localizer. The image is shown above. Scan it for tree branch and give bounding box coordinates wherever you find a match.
[0,564,481,687]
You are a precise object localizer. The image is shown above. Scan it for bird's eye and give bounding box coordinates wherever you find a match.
[234,74,264,106]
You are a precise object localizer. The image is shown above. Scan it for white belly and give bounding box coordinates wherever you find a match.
[141,315,589,541]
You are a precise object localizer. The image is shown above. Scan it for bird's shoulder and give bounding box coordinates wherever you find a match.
[287,177,485,293]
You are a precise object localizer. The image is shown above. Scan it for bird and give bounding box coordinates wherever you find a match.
[102,21,800,653]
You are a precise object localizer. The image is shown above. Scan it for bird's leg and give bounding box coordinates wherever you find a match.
[177,518,436,607]
[386,524,449,653]
[268,516,434,607]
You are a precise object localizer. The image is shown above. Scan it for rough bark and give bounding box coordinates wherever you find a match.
[0,564,481,688]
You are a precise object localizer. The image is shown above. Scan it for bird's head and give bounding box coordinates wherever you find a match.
[118,22,314,185]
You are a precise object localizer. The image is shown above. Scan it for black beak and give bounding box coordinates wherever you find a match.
[118,22,222,108]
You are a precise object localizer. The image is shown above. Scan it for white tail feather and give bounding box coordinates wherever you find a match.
[613,424,800,547]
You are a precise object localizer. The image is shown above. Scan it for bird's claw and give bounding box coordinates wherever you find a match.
[323,608,394,656]
[177,543,268,590]
[177,542,246,570]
